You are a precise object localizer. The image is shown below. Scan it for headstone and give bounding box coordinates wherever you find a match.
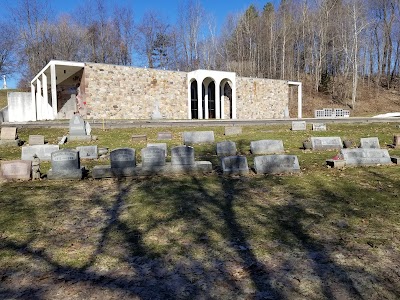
[111,148,136,169]
[1,127,17,140]
[291,121,307,131]
[312,123,327,131]
[0,160,31,180]
[131,135,147,142]
[141,146,166,170]
[21,145,59,161]
[341,148,392,166]
[360,137,380,149]
[250,140,284,155]
[183,131,215,144]
[221,156,249,175]
[311,137,342,150]
[29,135,45,145]
[69,114,86,136]
[76,145,98,159]
[224,127,242,136]
[147,143,167,157]
[47,149,83,180]
[254,155,301,174]
[171,146,195,165]
[157,132,172,140]
[393,135,400,148]
[216,141,237,157]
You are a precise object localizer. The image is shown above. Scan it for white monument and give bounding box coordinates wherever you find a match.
[2,75,6,89]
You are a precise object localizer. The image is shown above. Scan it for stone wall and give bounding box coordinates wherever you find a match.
[84,63,188,120]
[83,63,289,120]
[236,77,289,119]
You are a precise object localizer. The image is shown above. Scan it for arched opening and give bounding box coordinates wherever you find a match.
[202,77,216,119]
[221,79,233,119]
[208,81,216,118]
[190,80,198,119]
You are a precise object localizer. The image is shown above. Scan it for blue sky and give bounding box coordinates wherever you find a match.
[1,0,280,88]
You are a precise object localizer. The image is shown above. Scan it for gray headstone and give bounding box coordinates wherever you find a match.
[48,149,82,180]
[110,148,136,169]
[221,156,249,175]
[216,141,237,157]
[311,137,343,150]
[291,121,306,131]
[1,160,31,180]
[224,127,242,136]
[157,132,172,140]
[254,155,301,174]
[141,146,166,169]
[360,137,380,149]
[341,148,392,166]
[250,140,284,155]
[147,143,167,157]
[183,131,215,144]
[29,135,45,145]
[171,146,195,165]
[312,123,327,131]
[21,145,60,161]
[51,149,80,171]
[131,135,147,142]
[1,127,17,140]
[76,145,98,159]
[69,115,86,136]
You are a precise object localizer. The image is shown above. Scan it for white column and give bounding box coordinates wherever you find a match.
[215,82,220,119]
[31,84,37,121]
[50,63,58,119]
[232,80,237,119]
[36,79,42,120]
[42,73,51,119]
[197,80,203,119]
[204,84,209,119]
[221,92,225,119]
[298,82,302,119]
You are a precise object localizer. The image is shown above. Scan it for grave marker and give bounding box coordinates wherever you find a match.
[141,146,166,171]
[254,155,301,174]
[147,143,167,157]
[216,141,237,157]
[0,160,31,180]
[69,115,86,136]
[21,145,59,161]
[221,156,249,175]
[171,146,195,165]
[1,127,17,140]
[291,121,306,131]
[47,149,83,180]
[311,137,342,150]
[224,127,242,136]
[250,140,284,155]
[183,131,215,144]
[341,148,392,166]
[312,123,327,131]
[157,132,172,140]
[29,135,45,145]
[76,145,98,159]
[360,137,380,149]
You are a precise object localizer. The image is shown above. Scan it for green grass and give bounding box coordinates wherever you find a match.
[0,123,400,298]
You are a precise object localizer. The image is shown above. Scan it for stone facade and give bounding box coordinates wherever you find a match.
[236,77,288,119]
[82,63,289,120]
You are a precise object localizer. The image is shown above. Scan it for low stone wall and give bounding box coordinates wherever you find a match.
[84,63,187,120]
[236,77,288,119]
[8,92,36,122]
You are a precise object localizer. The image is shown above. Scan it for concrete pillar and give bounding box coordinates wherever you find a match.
[31,84,37,121]
[204,83,209,119]
[50,63,57,119]
[197,80,203,119]
[298,82,302,119]
[42,73,51,120]
[36,79,42,120]
[232,80,237,119]
[215,82,221,119]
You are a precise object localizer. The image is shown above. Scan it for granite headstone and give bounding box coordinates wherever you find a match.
[76,145,98,159]
[69,115,86,136]
[250,140,284,155]
[171,146,195,165]
[224,127,242,136]
[21,145,59,161]
[291,121,307,131]
[341,148,392,166]
[29,135,45,145]
[221,156,249,175]
[360,137,380,149]
[141,146,166,170]
[48,149,83,180]
[311,137,343,150]
[254,155,301,174]
[147,143,167,157]
[312,123,327,131]
[183,131,215,144]
[0,160,31,180]
[216,141,237,157]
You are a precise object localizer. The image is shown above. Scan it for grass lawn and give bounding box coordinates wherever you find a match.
[0,123,400,299]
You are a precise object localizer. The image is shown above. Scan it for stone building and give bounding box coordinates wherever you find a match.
[25,60,302,121]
